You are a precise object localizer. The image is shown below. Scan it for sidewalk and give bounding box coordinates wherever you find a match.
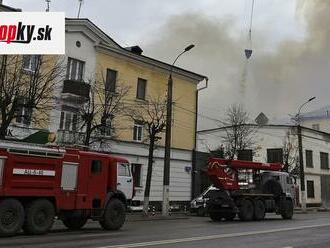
[294,207,330,213]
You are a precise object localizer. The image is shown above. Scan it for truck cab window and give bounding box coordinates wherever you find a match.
[91,160,102,174]
[118,163,131,177]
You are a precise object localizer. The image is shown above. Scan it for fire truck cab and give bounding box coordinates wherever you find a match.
[0,141,133,236]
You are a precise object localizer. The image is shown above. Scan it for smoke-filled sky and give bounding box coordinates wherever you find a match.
[5,0,330,129]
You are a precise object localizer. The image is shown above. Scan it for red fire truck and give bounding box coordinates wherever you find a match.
[0,140,133,237]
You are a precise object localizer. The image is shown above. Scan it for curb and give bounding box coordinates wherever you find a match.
[126,213,190,222]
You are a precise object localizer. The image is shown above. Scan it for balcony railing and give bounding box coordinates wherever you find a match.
[62,79,90,99]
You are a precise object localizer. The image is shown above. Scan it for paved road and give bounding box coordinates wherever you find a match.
[1,212,330,248]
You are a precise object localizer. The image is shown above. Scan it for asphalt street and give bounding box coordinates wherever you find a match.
[1,212,330,248]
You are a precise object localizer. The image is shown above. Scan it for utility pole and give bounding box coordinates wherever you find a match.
[162,44,195,216]
[297,124,306,211]
[77,0,83,18]
[45,0,51,12]
[296,96,316,212]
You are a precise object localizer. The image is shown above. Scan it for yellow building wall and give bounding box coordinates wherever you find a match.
[96,51,197,150]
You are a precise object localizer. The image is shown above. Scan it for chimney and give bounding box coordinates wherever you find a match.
[0,0,3,4]
[124,46,143,55]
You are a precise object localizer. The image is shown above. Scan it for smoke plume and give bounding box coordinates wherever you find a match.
[142,1,330,129]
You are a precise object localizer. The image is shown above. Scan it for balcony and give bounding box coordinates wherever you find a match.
[61,79,90,102]
[57,130,86,145]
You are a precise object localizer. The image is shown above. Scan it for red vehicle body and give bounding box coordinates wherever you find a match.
[0,141,131,236]
[206,158,294,222]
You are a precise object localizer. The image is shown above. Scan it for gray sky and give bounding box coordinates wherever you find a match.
[5,0,329,129]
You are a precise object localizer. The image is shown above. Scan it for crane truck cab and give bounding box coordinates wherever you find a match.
[206,158,295,222]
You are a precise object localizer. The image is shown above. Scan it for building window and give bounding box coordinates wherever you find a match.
[131,163,142,187]
[105,69,117,93]
[22,55,39,72]
[307,180,315,198]
[59,111,79,131]
[136,78,147,100]
[238,149,253,161]
[16,97,33,126]
[312,124,320,131]
[320,152,329,170]
[100,115,113,137]
[133,121,143,142]
[66,57,85,81]
[267,148,283,163]
[306,150,313,168]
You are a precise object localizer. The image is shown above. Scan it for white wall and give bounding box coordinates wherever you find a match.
[102,140,193,202]
[49,29,97,133]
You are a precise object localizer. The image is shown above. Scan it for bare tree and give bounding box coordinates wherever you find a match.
[0,55,65,139]
[283,129,299,174]
[221,104,256,159]
[78,75,130,147]
[126,96,167,215]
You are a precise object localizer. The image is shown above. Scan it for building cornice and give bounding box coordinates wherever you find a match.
[96,44,206,83]
[65,18,206,83]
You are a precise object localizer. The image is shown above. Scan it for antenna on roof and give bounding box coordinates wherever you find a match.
[77,0,84,18]
[45,0,51,12]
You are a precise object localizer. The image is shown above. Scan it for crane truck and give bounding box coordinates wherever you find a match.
[206,158,295,221]
[0,140,134,237]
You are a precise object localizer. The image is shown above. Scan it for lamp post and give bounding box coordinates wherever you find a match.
[162,44,195,216]
[296,96,316,212]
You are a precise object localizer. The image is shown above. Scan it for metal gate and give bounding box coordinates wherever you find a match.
[321,175,330,208]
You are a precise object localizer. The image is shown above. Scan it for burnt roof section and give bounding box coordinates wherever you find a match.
[125,46,143,55]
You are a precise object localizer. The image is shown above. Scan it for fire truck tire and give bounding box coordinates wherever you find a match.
[281,199,294,220]
[99,198,126,230]
[23,199,55,235]
[0,199,25,237]
[62,215,88,230]
[238,199,254,221]
[253,199,265,221]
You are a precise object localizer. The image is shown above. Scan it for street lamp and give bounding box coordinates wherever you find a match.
[296,96,316,212]
[162,44,195,216]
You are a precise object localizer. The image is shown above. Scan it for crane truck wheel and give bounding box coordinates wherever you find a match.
[23,199,55,235]
[99,198,126,230]
[253,199,265,221]
[0,198,25,237]
[224,212,236,221]
[62,214,88,230]
[209,212,223,222]
[238,199,254,221]
[281,199,294,220]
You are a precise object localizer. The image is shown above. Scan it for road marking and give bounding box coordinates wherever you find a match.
[97,223,330,248]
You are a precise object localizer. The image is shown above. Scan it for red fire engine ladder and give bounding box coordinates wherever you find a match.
[0,140,65,158]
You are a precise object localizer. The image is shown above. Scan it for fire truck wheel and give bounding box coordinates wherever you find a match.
[100,198,126,230]
[62,215,88,230]
[253,199,265,221]
[281,199,294,220]
[238,199,254,221]
[0,199,24,237]
[23,199,55,235]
